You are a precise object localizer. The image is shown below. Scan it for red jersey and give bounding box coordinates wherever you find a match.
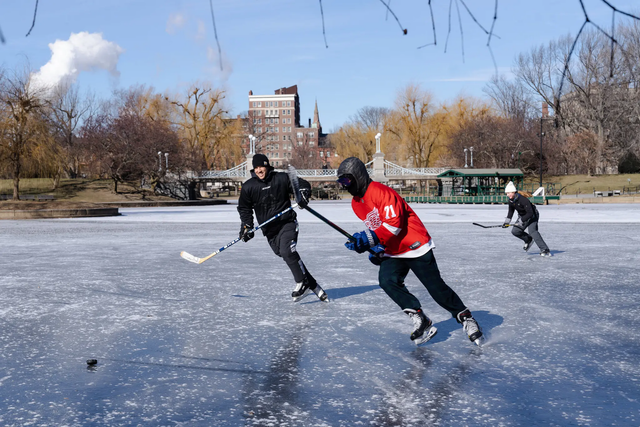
[351,181,434,258]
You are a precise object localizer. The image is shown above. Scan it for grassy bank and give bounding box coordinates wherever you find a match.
[528,173,640,195]
[0,178,175,204]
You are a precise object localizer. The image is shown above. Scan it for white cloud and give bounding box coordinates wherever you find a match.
[31,32,124,91]
[196,20,206,40]
[166,13,187,34]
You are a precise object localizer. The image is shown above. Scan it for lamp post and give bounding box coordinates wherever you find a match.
[248,134,256,154]
[464,148,468,168]
[469,146,474,168]
[158,151,162,172]
[164,152,169,170]
[375,133,382,153]
[539,119,546,188]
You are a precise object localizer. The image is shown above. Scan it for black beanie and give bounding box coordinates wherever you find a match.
[252,154,270,168]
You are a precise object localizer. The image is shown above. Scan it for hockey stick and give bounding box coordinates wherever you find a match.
[472,222,524,230]
[180,204,297,264]
[473,223,510,228]
[287,166,379,255]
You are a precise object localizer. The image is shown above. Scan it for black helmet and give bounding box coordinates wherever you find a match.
[337,157,372,198]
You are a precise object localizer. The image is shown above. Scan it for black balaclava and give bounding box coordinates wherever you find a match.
[337,157,372,198]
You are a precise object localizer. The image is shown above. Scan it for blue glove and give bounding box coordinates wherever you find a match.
[345,229,379,254]
[368,244,386,266]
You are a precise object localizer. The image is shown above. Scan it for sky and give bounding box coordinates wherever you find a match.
[1,0,639,131]
[1,202,639,425]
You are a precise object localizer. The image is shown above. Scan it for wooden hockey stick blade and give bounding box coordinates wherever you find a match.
[180,251,202,264]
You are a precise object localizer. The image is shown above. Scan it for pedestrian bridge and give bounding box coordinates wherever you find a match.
[193,160,448,183]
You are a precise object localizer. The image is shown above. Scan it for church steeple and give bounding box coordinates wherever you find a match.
[312,99,321,130]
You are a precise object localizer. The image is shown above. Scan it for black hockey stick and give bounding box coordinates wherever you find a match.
[287,166,379,256]
[473,222,510,228]
[180,204,297,264]
[473,222,523,230]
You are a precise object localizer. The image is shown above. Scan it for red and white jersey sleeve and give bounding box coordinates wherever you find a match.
[351,181,434,258]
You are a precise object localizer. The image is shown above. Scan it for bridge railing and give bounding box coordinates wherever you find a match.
[384,160,446,177]
[199,162,248,179]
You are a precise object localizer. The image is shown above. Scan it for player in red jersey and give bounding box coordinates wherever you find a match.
[337,157,483,346]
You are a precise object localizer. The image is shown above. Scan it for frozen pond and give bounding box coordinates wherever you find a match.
[1,202,639,426]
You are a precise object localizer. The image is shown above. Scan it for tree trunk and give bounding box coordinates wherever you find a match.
[12,152,20,201]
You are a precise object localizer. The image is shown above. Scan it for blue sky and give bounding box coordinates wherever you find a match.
[1,0,638,130]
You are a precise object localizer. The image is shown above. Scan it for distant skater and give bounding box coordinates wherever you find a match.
[336,156,483,346]
[502,181,551,257]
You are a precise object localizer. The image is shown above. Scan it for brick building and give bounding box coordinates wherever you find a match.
[246,85,334,168]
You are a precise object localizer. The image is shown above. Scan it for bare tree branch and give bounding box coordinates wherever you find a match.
[25,0,39,37]
[318,0,328,48]
[377,0,407,35]
[417,0,437,49]
[208,0,223,71]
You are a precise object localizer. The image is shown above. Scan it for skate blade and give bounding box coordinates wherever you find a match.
[313,287,329,302]
[473,335,486,347]
[414,326,438,346]
[292,288,313,302]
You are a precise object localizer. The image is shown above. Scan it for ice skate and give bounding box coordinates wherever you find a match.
[457,309,484,346]
[540,249,552,257]
[404,308,437,345]
[523,237,534,252]
[291,280,312,302]
[311,283,329,302]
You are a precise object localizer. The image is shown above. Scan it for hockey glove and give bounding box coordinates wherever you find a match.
[345,229,379,254]
[298,188,310,209]
[368,244,386,266]
[502,218,511,228]
[239,224,255,242]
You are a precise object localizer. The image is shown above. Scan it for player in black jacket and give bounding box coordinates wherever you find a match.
[237,154,327,301]
[502,181,551,257]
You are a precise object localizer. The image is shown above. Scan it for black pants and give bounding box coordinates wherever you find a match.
[378,250,466,318]
[267,221,315,285]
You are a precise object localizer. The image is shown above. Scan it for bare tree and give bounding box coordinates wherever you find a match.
[0,65,49,200]
[48,82,94,183]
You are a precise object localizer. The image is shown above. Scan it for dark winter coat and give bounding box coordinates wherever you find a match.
[237,168,310,238]
[506,193,539,225]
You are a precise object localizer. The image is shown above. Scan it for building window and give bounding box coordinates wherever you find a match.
[297,132,303,138]
[320,151,324,157]
[274,101,278,107]
[308,132,315,138]
[309,141,315,147]
[327,151,331,157]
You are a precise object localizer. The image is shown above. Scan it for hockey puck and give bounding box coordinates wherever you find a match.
[86,359,98,366]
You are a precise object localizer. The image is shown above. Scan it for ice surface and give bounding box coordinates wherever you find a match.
[1,201,639,426]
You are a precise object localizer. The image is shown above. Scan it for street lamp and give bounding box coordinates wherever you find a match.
[464,148,468,168]
[164,152,169,170]
[248,134,256,154]
[469,146,474,168]
[158,151,162,171]
[375,133,382,153]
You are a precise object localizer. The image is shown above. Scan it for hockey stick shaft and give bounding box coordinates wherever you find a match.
[286,165,377,255]
[181,204,297,264]
[472,222,523,230]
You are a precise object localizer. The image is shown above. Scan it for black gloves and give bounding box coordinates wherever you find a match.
[502,217,511,228]
[298,188,310,209]
[239,224,254,242]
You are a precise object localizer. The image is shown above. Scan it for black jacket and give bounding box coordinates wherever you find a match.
[237,168,310,238]
[507,193,538,224]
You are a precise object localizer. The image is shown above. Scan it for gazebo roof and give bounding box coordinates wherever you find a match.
[437,168,524,178]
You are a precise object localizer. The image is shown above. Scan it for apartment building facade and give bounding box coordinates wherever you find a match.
[246,85,334,168]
